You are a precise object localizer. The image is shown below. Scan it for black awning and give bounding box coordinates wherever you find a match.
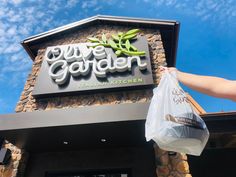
[0,103,236,152]
[0,103,150,152]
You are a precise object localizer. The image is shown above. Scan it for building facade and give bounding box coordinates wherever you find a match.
[1,15,235,177]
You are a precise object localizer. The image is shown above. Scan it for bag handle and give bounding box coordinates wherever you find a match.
[164,70,196,115]
[164,70,181,89]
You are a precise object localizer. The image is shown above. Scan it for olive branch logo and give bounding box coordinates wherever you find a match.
[87,29,146,56]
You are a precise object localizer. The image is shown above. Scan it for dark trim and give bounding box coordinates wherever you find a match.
[201,111,236,118]
[32,84,155,99]
[201,112,236,133]
[0,103,149,131]
[21,41,35,59]
[0,103,151,152]
[0,103,236,152]
[0,138,4,148]
[170,22,180,67]
[0,103,235,132]
[22,15,177,43]
[20,15,180,67]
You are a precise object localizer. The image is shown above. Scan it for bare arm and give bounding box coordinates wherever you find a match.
[177,71,236,101]
[161,67,236,102]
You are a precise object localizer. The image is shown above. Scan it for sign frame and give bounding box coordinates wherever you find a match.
[32,37,154,98]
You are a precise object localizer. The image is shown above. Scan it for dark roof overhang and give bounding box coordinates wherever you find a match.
[201,112,236,134]
[0,102,236,152]
[21,15,180,67]
[0,103,151,152]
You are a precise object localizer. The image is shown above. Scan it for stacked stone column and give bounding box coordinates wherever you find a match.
[0,141,27,177]
[154,144,192,177]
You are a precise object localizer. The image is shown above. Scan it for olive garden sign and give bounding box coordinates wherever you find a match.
[33,29,153,97]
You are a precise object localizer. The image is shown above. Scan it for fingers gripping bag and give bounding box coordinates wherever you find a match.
[145,70,209,156]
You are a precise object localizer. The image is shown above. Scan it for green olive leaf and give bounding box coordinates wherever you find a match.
[115,50,122,56]
[87,29,142,57]
[130,44,137,51]
[108,39,117,49]
[123,50,146,56]
[112,34,119,41]
[102,34,107,44]
[123,34,137,40]
[118,32,123,37]
[125,40,131,51]
[124,29,140,36]
[87,37,100,43]
[138,51,146,56]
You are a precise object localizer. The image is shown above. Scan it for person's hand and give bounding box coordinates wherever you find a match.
[160,66,178,74]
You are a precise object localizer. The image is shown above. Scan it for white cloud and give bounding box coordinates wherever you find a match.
[165,0,176,6]
[7,26,17,36]
[0,1,67,87]
[82,0,98,9]
[11,0,24,5]
[66,0,79,8]
[0,0,111,90]
[142,0,236,25]
[0,98,7,112]
[4,44,21,53]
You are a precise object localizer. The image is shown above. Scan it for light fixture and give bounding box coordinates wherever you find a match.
[101,138,106,143]
[168,151,177,156]
[63,141,69,145]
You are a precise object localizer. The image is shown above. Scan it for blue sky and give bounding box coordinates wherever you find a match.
[0,0,236,113]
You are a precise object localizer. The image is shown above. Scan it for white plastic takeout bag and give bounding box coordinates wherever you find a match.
[145,71,209,156]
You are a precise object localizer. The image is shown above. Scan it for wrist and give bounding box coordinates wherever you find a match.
[176,70,181,81]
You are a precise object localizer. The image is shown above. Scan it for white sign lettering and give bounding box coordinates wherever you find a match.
[45,43,147,85]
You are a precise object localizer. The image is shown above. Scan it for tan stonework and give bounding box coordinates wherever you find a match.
[154,144,192,177]
[0,141,28,177]
[1,25,191,177]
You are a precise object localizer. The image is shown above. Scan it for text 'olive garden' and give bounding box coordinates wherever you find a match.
[46,43,148,85]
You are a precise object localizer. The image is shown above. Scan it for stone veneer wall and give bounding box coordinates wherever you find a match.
[0,141,27,177]
[15,26,164,112]
[154,145,191,177]
[0,25,191,177]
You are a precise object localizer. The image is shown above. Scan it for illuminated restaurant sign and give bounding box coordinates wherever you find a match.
[32,29,153,97]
